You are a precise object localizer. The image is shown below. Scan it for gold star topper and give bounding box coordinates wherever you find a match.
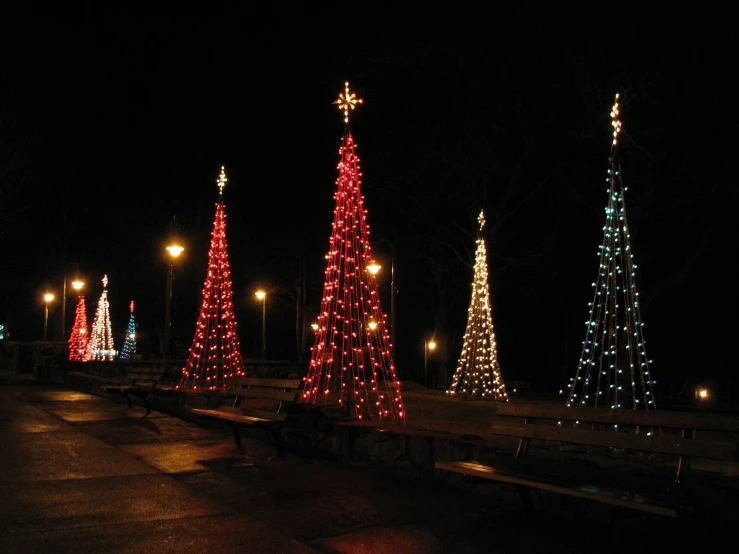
[478,210,486,232]
[102,274,108,289]
[217,166,227,195]
[334,81,363,124]
[610,93,622,148]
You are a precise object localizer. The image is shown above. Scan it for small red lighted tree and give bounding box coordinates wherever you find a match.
[68,295,88,361]
[178,166,245,390]
[301,82,406,423]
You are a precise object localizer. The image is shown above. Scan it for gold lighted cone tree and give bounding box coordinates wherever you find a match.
[447,210,508,401]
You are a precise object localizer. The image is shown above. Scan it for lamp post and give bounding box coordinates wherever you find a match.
[255,290,267,359]
[424,339,436,387]
[62,263,84,340]
[164,242,184,377]
[367,239,395,348]
[43,293,55,341]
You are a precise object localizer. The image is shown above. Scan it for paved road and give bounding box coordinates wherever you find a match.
[0,371,730,553]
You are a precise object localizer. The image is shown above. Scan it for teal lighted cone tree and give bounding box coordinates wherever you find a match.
[566,93,657,410]
[447,210,508,401]
[178,167,245,390]
[119,301,137,360]
[85,275,116,361]
[301,82,406,423]
[68,294,88,361]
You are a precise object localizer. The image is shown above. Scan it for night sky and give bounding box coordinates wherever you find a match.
[1,10,736,399]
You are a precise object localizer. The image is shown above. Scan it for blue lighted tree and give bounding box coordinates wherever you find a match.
[119,301,137,360]
[565,94,657,410]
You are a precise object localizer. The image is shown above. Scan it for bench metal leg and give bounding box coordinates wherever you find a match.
[127,392,151,417]
[122,393,134,409]
[675,428,694,484]
[141,395,151,417]
[267,426,285,458]
[515,485,537,521]
[230,423,244,451]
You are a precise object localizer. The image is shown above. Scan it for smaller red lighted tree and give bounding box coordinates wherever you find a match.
[68,295,88,361]
[178,166,245,390]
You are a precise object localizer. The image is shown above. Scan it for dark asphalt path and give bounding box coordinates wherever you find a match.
[0,371,730,553]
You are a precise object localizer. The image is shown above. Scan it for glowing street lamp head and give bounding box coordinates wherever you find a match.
[427,341,436,351]
[255,290,266,301]
[368,320,378,331]
[43,293,54,303]
[167,245,184,258]
[366,260,381,275]
[71,280,84,291]
[311,322,319,331]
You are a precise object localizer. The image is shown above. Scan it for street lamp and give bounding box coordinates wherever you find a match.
[62,263,84,340]
[164,242,184,377]
[43,293,55,341]
[255,290,267,359]
[367,238,395,349]
[424,339,436,387]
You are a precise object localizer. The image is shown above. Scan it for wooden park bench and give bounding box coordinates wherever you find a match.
[99,365,165,417]
[190,376,302,458]
[435,402,739,520]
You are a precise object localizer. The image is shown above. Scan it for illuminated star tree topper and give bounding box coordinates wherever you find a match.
[333,81,363,124]
[446,210,508,401]
[301,83,406,423]
[565,93,657,410]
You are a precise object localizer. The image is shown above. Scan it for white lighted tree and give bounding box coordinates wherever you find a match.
[85,275,115,361]
[447,210,508,401]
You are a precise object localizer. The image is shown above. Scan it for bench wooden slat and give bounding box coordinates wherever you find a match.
[228,377,302,389]
[490,421,738,461]
[125,378,159,385]
[217,388,299,403]
[495,403,739,433]
[191,408,275,425]
[434,461,684,518]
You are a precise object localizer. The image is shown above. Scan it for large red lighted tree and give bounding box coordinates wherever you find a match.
[178,166,245,390]
[68,295,88,361]
[301,82,406,423]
